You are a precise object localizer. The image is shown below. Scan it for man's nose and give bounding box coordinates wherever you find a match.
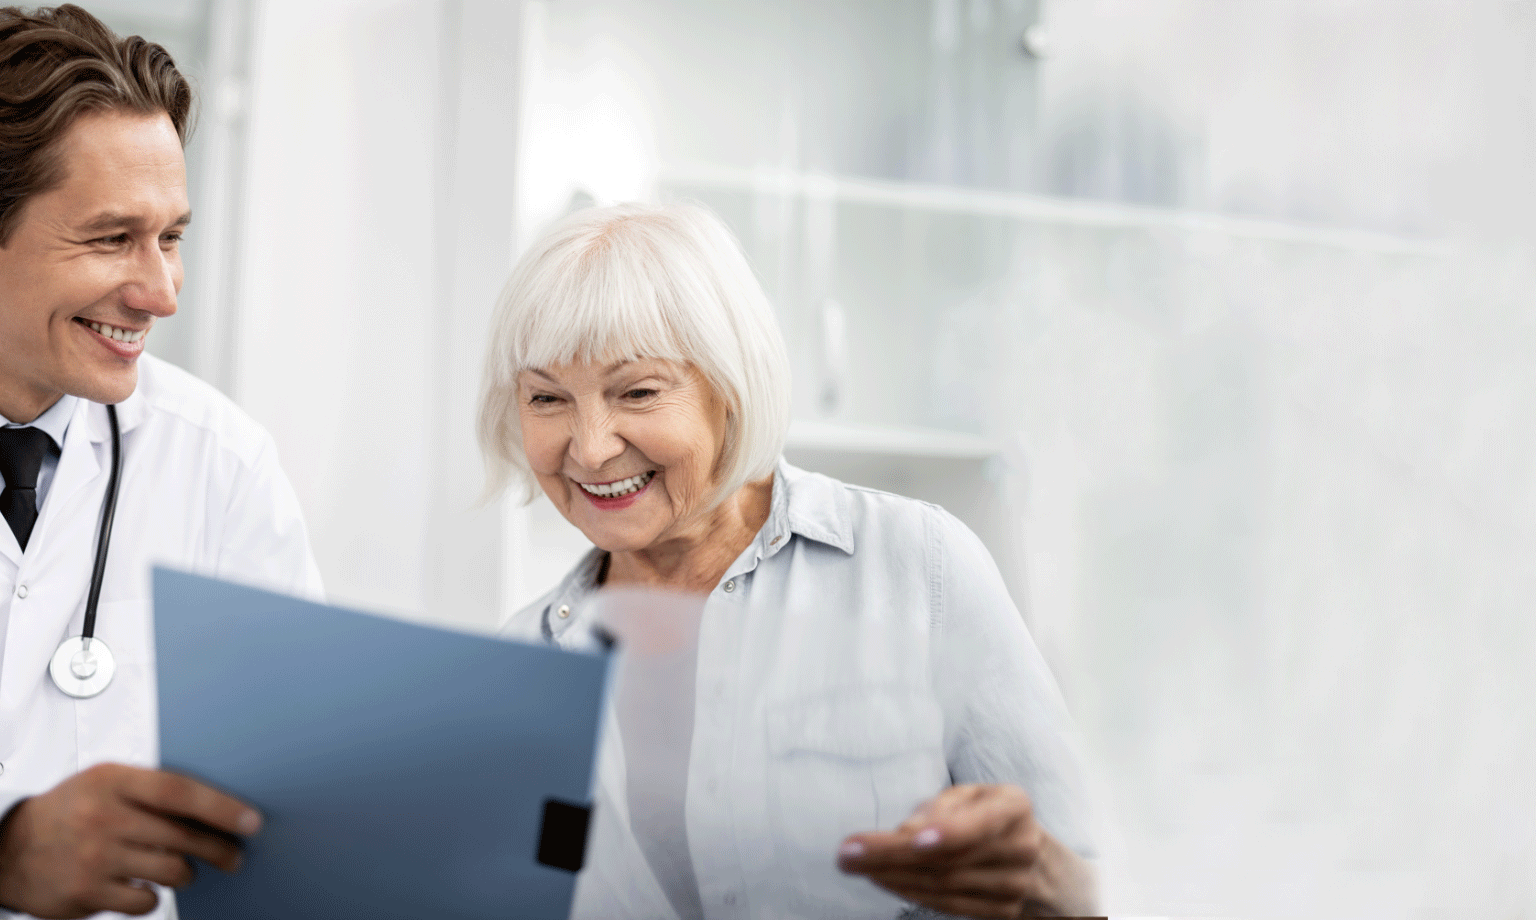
[121,246,179,317]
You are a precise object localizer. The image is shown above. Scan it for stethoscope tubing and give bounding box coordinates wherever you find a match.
[81,403,121,644]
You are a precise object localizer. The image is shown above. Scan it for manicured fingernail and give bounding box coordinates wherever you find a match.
[237,810,262,835]
[837,841,865,859]
[913,827,941,849]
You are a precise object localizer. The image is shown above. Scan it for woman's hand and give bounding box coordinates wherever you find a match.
[835,783,1098,918]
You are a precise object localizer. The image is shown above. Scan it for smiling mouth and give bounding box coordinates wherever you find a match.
[75,318,147,344]
[577,471,656,498]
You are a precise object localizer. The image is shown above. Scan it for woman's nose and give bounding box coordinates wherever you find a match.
[568,411,625,470]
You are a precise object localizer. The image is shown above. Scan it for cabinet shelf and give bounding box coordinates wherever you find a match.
[660,162,1447,257]
[785,419,1001,459]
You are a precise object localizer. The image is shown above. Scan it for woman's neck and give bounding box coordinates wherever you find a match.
[606,473,774,595]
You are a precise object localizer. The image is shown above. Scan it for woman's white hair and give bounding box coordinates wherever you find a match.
[477,200,791,506]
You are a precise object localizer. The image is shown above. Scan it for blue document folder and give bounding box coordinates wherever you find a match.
[154,568,613,920]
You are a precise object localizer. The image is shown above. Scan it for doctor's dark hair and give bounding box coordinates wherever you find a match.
[0,4,193,245]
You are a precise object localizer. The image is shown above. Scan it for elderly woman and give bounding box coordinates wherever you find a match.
[478,202,1097,919]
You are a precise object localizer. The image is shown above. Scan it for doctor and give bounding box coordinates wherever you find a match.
[0,6,321,919]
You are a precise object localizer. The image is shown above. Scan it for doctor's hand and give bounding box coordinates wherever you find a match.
[836,783,1098,919]
[0,763,261,918]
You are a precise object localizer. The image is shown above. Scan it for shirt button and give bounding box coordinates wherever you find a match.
[15,585,26,599]
[723,580,735,593]
[557,605,570,619]
[770,536,781,545]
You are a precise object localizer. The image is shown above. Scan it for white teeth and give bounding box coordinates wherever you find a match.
[83,321,145,343]
[578,471,655,498]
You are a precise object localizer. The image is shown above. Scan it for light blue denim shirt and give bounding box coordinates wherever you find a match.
[504,459,1094,920]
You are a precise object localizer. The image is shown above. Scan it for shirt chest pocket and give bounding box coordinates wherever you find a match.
[762,688,948,914]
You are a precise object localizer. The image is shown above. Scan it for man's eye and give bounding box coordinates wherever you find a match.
[93,234,129,246]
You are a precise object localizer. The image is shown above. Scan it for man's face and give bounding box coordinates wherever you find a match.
[0,109,188,423]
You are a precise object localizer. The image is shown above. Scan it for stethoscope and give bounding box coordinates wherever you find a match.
[47,404,122,699]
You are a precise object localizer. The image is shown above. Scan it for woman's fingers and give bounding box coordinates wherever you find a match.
[841,784,1039,872]
[894,783,985,834]
[877,881,1023,920]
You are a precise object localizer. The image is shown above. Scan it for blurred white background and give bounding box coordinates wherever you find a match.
[98,1,1534,917]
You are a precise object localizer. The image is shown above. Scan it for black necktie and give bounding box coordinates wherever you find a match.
[0,426,56,551]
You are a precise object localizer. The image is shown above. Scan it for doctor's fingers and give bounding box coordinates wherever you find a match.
[112,845,197,890]
[71,876,162,919]
[116,809,243,874]
[114,767,262,839]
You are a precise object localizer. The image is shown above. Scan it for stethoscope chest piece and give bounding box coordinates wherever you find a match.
[49,635,115,699]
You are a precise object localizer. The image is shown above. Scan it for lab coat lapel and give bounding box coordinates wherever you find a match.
[32,392,147,548]
[0,403,100,715]
[0,393,144,716]
[36,399,102,529]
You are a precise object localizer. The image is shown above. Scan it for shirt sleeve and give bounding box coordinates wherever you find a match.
[212,431,324,601]
[929,506,1097,858]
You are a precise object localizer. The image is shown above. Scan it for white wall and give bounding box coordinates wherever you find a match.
[235,0,519,630]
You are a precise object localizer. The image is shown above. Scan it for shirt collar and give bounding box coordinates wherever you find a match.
[717,458,854,583]
[771,457,855,555]
[0,394,78,450]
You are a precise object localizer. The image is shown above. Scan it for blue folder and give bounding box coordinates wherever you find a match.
[154,568,613,920]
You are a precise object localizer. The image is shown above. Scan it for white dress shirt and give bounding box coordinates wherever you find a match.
[505,460,1094,920]
[0,394,78,511]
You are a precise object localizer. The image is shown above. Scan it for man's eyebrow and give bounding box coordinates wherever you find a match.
[76,210,193,232]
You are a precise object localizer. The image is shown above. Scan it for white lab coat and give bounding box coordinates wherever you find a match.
[0,355,322,920]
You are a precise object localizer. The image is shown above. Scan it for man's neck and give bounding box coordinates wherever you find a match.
[0,385,65,426]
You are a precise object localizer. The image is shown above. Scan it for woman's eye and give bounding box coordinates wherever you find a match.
[528,394,559,405]
[624,388,657,400]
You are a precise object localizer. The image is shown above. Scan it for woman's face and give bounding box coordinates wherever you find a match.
[517,357,730,553]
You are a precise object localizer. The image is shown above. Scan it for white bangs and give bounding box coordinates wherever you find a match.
[510,231,692,374]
